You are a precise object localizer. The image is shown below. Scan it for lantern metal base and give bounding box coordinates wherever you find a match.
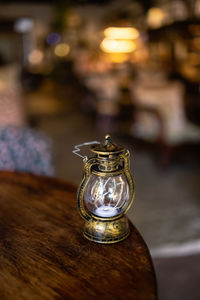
[83,215,130,244]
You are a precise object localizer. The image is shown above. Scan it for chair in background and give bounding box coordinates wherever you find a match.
[130,75,200,168]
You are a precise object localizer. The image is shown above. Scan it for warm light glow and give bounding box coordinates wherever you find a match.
[147,7,165,28]
[104,27,139,40]
[68,11,82,27]
[131,48,149,63]
[100,38,136,53]
[54,43,70,57]
[28,50,43,64]
[189,24,200,35]
[108,53,128,63]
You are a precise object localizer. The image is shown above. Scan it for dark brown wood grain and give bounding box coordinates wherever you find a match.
[0,171,157,300]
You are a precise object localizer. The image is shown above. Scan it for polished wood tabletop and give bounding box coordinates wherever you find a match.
[0,171,157,300]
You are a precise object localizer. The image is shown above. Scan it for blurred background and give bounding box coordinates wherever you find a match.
[0,0,200,299]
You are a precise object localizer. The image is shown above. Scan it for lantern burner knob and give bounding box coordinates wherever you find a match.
[105,134,111,143]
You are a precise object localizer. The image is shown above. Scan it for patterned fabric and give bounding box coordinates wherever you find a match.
[0,126,54,176]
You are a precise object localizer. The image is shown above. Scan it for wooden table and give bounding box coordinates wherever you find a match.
[0,171,157,300]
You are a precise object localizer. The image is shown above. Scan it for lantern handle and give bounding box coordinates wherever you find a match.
[72,141,100,159]
[119,150,135,215]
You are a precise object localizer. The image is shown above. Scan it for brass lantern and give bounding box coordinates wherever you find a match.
[75,134,134,244]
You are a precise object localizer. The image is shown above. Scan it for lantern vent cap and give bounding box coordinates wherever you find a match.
[90,134,125,155]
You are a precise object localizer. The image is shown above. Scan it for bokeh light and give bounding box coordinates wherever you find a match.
[28,50,44,64]
[14,18,34,33]
[46,33,61,45]
[54,43,70,57]
[100,39,136,53]
[108,53,129,63]
[147,7,166,28]
[104,27,139,40]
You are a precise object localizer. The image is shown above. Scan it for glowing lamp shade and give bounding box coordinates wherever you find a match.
[104,27,139,40]
[100,38,136,53]
[54,43,70,57]
[109,53,129,63]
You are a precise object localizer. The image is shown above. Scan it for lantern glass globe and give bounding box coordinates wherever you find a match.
[84,173,129,218]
